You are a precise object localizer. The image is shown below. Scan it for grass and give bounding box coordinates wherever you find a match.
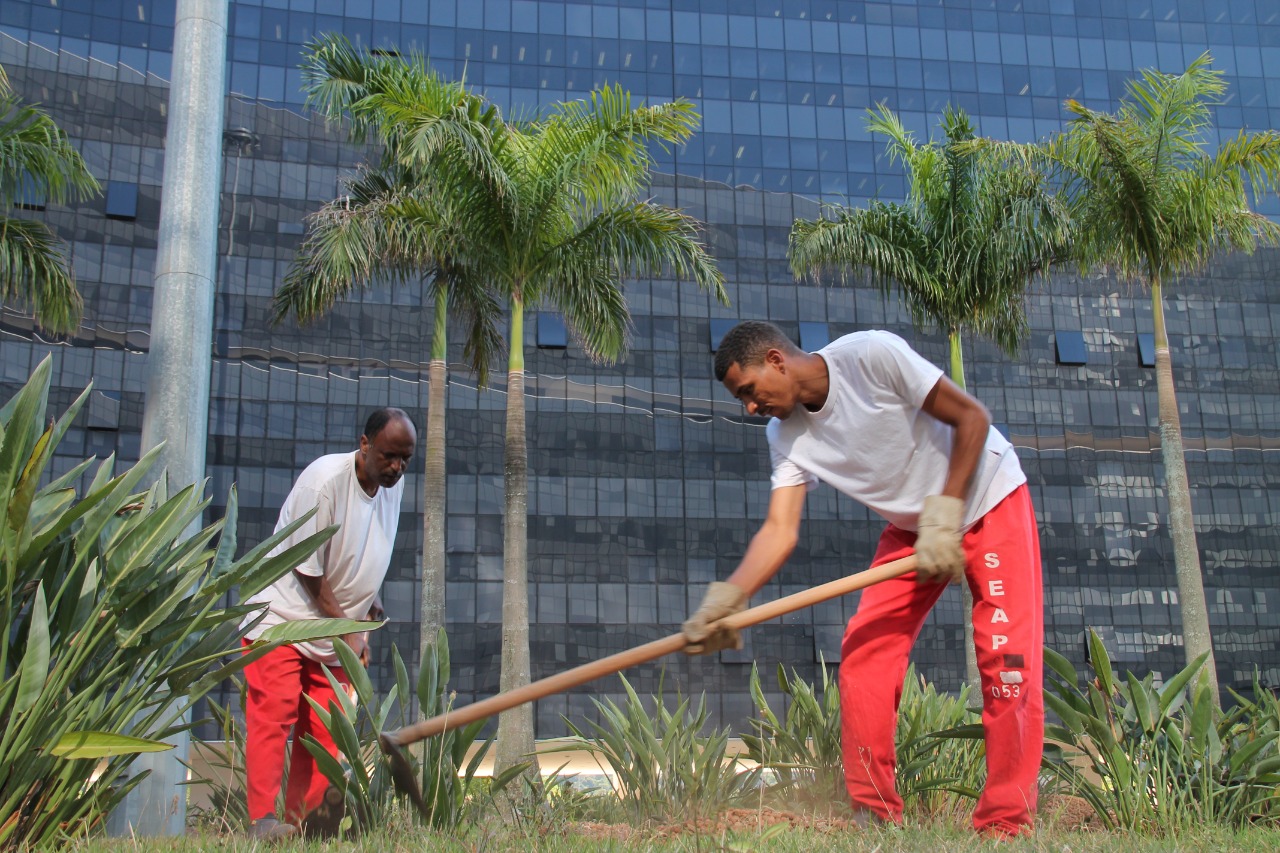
[69,808,1280,853]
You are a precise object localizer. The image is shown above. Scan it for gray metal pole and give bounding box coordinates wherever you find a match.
[115,0,229,837]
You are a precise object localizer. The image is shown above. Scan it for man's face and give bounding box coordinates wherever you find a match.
[721,351,799,419]
[360,417,417,489]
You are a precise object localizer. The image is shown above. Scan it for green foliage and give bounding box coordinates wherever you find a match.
[1041,629,1280,832]
[0,63,100,333]
[0,358,354,849]
[895,670,985,817]
[742,660,844,806]
[560,675,761,825]
[183,679,251,834]
[790,104,1068,359]
[414,628,527,828]
[744,661,984,818]
[1025,53,1280,287]
[283,33,728,383]
[301,629,523,834]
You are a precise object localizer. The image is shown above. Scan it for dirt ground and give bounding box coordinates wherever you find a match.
[565,795,1100,843]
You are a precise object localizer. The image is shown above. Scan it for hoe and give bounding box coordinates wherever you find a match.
[378,554,919,810]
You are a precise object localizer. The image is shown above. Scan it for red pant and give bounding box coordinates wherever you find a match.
[242,641,351,824]
[839,485,1043,835]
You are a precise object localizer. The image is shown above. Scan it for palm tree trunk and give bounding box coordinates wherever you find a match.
[1150,276,1219,704]
[949,330,982,701]
[420,292,448,677]
[495,294,539,788]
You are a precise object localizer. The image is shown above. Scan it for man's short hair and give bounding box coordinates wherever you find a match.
[364,407,413,439]
[713,321,799,381]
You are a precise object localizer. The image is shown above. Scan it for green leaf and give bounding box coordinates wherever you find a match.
[332,633,374,703]
[256,617,381,645]
[50,731,175,759]
[1126,671,1155,733]
[15,583,50,713]
[1157,651,1208,714]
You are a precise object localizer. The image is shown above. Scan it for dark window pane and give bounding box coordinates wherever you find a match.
[1055,330,1087,365]
[105,181,138,220]
[710,318,737,351]
[15,173,45,210]
[799,321,830,351]
[1138,333,1155,368]
[537,313,567,348]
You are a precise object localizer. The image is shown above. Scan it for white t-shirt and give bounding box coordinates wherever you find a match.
[768,330,1025,531]
[242,451,403,664]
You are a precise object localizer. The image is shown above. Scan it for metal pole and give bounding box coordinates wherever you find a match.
[116,0,229,836]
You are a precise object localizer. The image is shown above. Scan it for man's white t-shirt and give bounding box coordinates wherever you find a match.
[242,451,403,664]
[768,330,1025,531]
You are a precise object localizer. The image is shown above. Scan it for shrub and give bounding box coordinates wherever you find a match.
[0,358,367,849]
[303,628,522,834]
[742,659,843,807]
[560,674,761,825]
[1042,628,1280,831]
[744,660,984,817]
[895,669,984,818]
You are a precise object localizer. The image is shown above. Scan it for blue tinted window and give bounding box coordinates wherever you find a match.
[14,173,45,210]
[105,181,138,220]
[1138,333,1155,367]
[1055,330,1088,365]
[799,321,830,351]
[710,318,737,351]
[538,313,567,348]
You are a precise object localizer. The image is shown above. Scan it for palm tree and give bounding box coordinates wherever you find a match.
[789,104,1069,694]
[293,37,727,784]
[388,85,728,783]
[274,43,507,674]
[992,54,1280,703]
[0,64,99,334]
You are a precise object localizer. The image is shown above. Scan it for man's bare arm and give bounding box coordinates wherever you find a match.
[920,376,992,502]
[295,570,370,665]
[725,483,808,595]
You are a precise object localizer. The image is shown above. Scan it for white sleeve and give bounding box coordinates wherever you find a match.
[862,332,943,409]
[274,486,330,578]
[769,442,819,492]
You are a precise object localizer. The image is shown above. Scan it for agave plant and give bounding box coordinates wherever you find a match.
[0,358,372,849]
[894,669,984,818]
[745,660,984,816]
[742,659,844,807]
[183,676,254,834]
[302,629,522,834]
[1041,629,1280,831]
[560,674,761,826]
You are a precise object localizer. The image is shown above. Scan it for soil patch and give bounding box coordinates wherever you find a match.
[568,806,864,844]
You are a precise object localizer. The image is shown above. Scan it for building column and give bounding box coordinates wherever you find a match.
[116,0,229,837]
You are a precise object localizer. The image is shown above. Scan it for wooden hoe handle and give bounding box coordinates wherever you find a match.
[383,554,918,747]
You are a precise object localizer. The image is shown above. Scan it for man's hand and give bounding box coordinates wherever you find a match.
[915,495,966,584]
[682,581,748,655]
[342,632,370,668]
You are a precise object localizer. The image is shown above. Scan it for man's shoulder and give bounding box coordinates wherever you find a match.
[294,452,356,491]
[824,328,903,353]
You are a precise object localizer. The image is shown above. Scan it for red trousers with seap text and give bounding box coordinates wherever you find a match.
[242,641,351,824]
[839,485,1043,835]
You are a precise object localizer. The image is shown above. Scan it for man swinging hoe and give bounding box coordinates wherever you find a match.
[683,321,1044,837]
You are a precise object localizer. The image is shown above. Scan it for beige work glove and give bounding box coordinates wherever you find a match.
[682,581,748,655]
[915,495,966,584]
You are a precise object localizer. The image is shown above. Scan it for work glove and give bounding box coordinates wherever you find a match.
[914,495,966,584]
[682,581,748,655]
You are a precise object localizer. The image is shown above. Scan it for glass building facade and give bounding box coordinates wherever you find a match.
[3,0,1279,734]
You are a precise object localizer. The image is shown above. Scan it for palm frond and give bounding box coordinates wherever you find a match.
[0,91,100,205]
[274,180,446,324]
[445,265,506,388]
[0,216,83,334]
